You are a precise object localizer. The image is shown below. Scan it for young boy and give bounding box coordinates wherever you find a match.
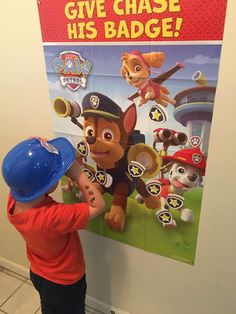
[1,137,105,314]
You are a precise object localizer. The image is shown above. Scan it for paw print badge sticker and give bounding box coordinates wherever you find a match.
[156,209,173,225]
[149,104,168,123]
[82,168,95,182]
[77,141,89,157]
[40,140,59,155]
[90,95,100,109]
[146,180,162,196]
[128,161,145,178]
[190,136,202,148]
[192,153,202,164]
[95,171,113,188]
[166,194,184,210]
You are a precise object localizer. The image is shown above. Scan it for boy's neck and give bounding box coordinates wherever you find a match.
[14,194,47,213]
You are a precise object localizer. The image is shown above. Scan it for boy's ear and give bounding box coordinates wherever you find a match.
[123,103,137,135]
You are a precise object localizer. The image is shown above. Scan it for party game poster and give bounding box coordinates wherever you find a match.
[37,0,228,264]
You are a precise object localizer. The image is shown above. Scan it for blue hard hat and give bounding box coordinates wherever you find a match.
[2,137,76,202]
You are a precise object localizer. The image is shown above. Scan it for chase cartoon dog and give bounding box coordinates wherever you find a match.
[54,92,162,232]
[121,50,182,107]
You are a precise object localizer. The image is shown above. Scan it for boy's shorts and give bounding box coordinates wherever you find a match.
[30,270,87,314]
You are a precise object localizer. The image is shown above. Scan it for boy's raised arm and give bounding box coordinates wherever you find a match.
[66,159,105,219]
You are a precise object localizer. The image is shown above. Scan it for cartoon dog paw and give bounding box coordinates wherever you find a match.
[61,178,74,194]
[75,191,84,200]
[180,208,194,223]
[145,91,155,101]
[163,220,177,229]
[135,194,144,204]
[139,98,148,106]
[143,195,161,210]
[62,183,72,194]
[104,205,126,232]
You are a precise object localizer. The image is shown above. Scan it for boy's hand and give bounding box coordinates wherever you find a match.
[66,157,105,218]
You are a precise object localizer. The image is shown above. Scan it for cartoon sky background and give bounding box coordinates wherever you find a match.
[43,44,222,149]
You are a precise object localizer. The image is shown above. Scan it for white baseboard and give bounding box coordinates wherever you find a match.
[86,295,130,314]
[0,256,29,278]
[0,256,130,314]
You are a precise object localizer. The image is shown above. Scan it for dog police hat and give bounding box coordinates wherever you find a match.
[163,147,206,176]
[82,92,122,120]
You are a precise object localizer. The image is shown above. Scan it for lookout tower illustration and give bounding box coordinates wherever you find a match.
[173,71,216,155]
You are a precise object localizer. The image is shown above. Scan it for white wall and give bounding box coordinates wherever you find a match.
[0,1,236,314]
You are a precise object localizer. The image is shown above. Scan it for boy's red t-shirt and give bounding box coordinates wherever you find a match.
[7,194,90,285]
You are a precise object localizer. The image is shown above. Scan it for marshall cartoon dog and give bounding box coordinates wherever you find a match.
[156,148,206,228]
[54,92,162,232]
[121,50,183,108]
[136,147,206,228]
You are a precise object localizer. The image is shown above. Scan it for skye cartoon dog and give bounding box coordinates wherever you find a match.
[121,50,178,107]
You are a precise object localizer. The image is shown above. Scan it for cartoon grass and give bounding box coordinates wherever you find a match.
[62,176,202,264]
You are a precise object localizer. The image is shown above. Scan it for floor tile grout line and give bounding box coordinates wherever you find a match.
[0,268,104,314]
[25,279,33,286]
[2,268,28,282]
[86,305,105,314]
[0,281,26,308]
[33,306,41,314]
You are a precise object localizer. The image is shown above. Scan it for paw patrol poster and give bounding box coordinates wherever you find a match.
[37,0,228,264]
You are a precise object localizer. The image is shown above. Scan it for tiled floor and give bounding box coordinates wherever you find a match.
[0,267,102,314]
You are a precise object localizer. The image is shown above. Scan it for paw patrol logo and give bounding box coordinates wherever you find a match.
[90,95,100,109]
[190,136,201,148]
[52,51,92,91]
[192,153,202,164]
